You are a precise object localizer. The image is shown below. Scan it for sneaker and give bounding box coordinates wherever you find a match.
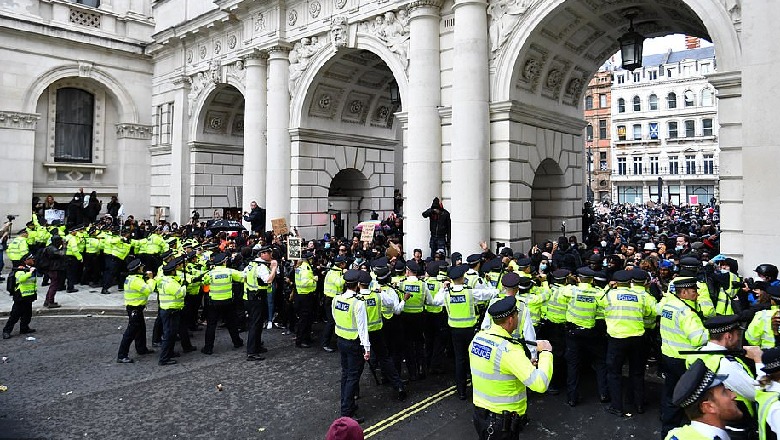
[2,332,10,340]
[246,354,265,361]
[266,322,273,330]
[66,289,78,293]
[117,357,134,364]
[20,328,36,334]
[322,346,335,353]
[47,303,61,309]
[43,302,50,307]
[158,359,177,366]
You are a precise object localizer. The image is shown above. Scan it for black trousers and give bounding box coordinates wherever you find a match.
[661,355,687,437]
[606,335,645,413]
[473,406,526,440]
[565,327,608,402]
[102,255,119,290]
[117,305,149,358]
[245,298,264,356]
[401,313,426,379]
[541,321,567,390]
[383,317,404,374]
[82,253,101,285]
[338,337,365,417]
[294,293,315,345]
[159,308,180,363]
[451,326,475,397]
[204,298,243,352]
[3,297,33,334]
[65,256,80,290]
[424,311,448,371]
[369,330,403,389]
[183,293,201,331]
[320,296,336,348]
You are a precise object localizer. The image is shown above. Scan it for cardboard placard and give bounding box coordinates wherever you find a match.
[287,237,302,260]
[271,218,289,236]
[44,209,65,224]
[360,223,376,242]
[385,241,401,259]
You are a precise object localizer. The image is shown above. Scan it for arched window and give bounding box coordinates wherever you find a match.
[667,92,677,109]
[633,95,641,111]
[586,124,593,140]
[617,98,626,113]
[76,0,101,7]
[648,94,658,111]
[55,88,94,163]
[701,89,714,107]
[585,95,593,110]
[684,90,695,107]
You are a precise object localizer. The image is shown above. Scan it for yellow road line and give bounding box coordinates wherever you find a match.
[363,385,458,438]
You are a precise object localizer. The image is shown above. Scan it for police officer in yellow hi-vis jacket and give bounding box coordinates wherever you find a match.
[470,296,554,440]
[202,253,245,355]
[116,259,156,363]
[333,269,371,424]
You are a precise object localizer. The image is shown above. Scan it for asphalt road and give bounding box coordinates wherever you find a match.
[0,316,663,439]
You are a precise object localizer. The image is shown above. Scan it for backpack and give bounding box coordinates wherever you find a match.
[35,247,51,272]
[6,270,17,295]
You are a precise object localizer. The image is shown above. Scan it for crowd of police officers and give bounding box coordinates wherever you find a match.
[7,201,780,439]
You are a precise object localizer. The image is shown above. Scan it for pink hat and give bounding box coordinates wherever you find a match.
[325,417,364,440]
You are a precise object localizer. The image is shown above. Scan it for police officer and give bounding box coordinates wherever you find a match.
[399,260,434,380]
[542,269,572,395]
[201,253,245,355]
[424,261,450,374]
[564,267,609,406]
[658,277,708,435]
[746,284,780,349]
[321,255,348,352]
[665,359,743,440]
[478,272,536,358]
[755,348,780,440]
[685,315,760,439]
[598,269,657,417]
[5,229,30,268]
[157,257,187,366]
[2,254,38,339]
[470,296,554,440]
[244,245,277,361]
[117,259,156,363]
[333,269,371,423]
[294,250,317,348]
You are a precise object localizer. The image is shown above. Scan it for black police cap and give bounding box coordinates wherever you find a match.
[482,257,501,273]
[672,277,698,290]
[405,260,420,274]
[357,271,372,286]
[499,247,514,258]
[516,257,532,268]
[127,259,144,272]
[630,269,649,281]
[551,269,570,280]
[343,269,361,283]
[372,257,389,268]
[576,267,596,278]
[593,271,608,282]
[448,264,469,280]
[393,260,406,272]
[466,254,482,265]
[672,359,728,408]
[334,255,347,264]
[211,253,228,265]
[703,315,742,335]
[162,259,180,274]
[517,276,533,290]
[450,252,462,263]
[374,266,391,281]
[762,348,780,374]
[612,270,632,283]
[426,262,441,277]
[501,272,521,288]
[679,257,701,268]
[257,245,273,254]
[488,296,518,320]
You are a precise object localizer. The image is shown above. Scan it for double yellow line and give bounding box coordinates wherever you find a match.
[363,384,460,438]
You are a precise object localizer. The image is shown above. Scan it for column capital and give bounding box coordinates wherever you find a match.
[408,0,442,16]
[0,111,40,130]
[267,45,292,60]
[243,50,269,67]
[116,123,153,140]
[172,75,192,89]
[707,70,742,99]
[452,0,487,10]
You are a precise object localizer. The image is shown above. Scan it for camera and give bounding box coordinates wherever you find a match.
[744,277,755,290]
[7,215,17,221]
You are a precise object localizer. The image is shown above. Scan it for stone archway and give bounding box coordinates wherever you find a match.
[328,168,370,236]
[531,159,579,245]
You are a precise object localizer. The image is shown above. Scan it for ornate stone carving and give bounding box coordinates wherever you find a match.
[318,94,332,109]
[255,12,266,31]
[228,35,237,49]
[199,45,207,59]
[335,0,347,9]
[522,58,540,82]
[331,16,348,48]
[204,111,228,134]
[116,123,153,140]
[358,9,410,69]
[187,50,193,64]
[545,69,562,89]
[208,60,222,84]
[288,36,327,94]
[0,111,40,130]
[288,9,298,26]
[309,1,321,18]
[227,60,246,87]
[488,0,532,55]
[721,0,741,23]
[565,77,581,97]
[78,61,94,78]
[214,39,222,54]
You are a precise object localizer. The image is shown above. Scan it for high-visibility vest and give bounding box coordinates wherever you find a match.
[85,237,102,254]
[14,270,37,297]
[663,424,717,440]
[445,286,476,328]
[124,274,154,307]
[757,389,780,440]
[157,276,185,310]
[658,293,708,358]
[566,284,599,329]
[380,284,401,320]
[6,236,29,261]
[425,278,443,313]
[716,272,741,315]
[684,348,756,419]
[545,284,570,324]
[242,262,271,299]
[64,234,83,261]
[359,289,383,332]
[324,268,344,298]
[205,266,243,300]
[746,308,780,349]
[333,295,358,340]
[295,261,316,294]
[601,287,648,339]
[469,328,553,416]
[401,279,425,313]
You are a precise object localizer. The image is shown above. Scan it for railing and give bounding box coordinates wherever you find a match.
[612,165,719,178]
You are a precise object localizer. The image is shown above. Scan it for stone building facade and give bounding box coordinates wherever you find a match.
[583,69,614,204]
[2,0,777,269]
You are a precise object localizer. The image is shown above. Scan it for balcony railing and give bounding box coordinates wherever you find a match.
[612,165,719,178]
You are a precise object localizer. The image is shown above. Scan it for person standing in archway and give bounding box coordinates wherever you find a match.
[243,201,266,236]
[422,197,450,258]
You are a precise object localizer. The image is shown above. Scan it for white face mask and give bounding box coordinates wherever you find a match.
[539,263,548,271]
[675,246,683,251]
[601,241,607,247]
[720,269,730,274]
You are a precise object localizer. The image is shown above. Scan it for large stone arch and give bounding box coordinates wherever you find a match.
[23,64,139,124]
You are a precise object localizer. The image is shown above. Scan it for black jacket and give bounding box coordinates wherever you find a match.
[243,207,266,233]
[422,207,451,240]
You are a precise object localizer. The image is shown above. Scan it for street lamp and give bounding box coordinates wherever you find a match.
[388,79,401,108]
[587,142,594,202]
[619,14,644,71]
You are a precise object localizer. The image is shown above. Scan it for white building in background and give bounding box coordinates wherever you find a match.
[610,46,719,205]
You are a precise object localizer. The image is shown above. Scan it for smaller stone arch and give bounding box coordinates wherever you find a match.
[327,168,371,237]
[189,84,245,143]
[530,158,582,245]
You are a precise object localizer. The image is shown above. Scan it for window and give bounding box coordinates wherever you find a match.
[633,157,643,175]
[617,74,625,84]
[633,95,641,111]
[632,124,642,140]
[703,154,714,174]
[599,152,608,171]
[686,185,715,204]
[684,90,695,107]
[683,65,692,76]
[700,63,711,74]
[668,185,681,205]
[633,72,640,82]
[586,124,593,141]
[703,118,714,137]
[650,156,659,174]
[585,95,593,110]
[668,121,678,139]
[669,156,679,174]
[685,155,696,174]
[618,157,627,175]
[667,68,674,78]
[617,125,627,141]
[76,0,101,6]
[618,98,626,113]
[667,92,677,109]
[55,87,94,163]
[598,119,607,139]
[649,122,659,140]
[701,89,714,107]
[156,102,174,146]
[618,186,642,204]
[685,120,696,137]
[649,94,658,111]
[649,184,660,202]
[599,94,607,108]
[648,70,658,81]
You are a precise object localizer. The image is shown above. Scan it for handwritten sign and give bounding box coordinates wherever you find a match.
[360,223,376,242]
[271,218,289,236]
[287,237,302,260]
[44,209,65,224]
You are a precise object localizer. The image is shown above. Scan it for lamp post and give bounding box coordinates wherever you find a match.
[587,141,594,202]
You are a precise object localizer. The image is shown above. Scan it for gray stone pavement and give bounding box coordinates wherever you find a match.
[0,279,135,316]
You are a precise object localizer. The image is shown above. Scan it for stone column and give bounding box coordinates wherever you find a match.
[242,52,269,215]
[169,76,191,224]
[115,123,153,217]
[266,47,291,223]
[404,0,443,256]
[0,111,39,219]
[450,0,490,254]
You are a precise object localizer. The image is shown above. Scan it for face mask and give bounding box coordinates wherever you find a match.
[324,243,330,249]
[675,246,683,251]
[539,264,548,271]
[720,269,730,274]
[603,260,608,267]
[601,241,607,247]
